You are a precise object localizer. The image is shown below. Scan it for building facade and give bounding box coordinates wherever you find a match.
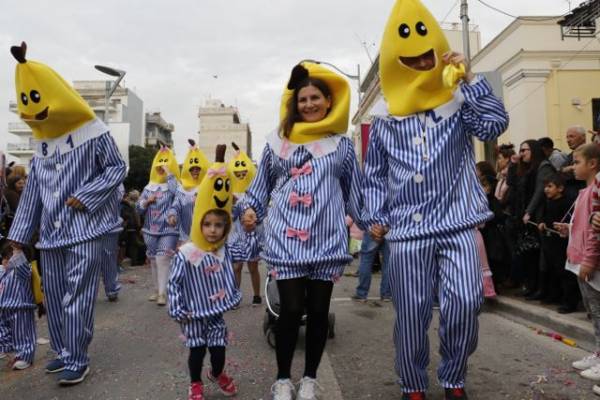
[145,111,174,148]
[197,99,252,159]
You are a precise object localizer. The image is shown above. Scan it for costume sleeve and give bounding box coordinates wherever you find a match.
[363,118,390,228]
[136,189,151,216]
[167,195,181,219]
[167,253,189,322]
[244,145,276,222]
[340,138,366,230]
[8,163,43,245]
[72,133,127,214]
[460,76,509,141]
[167,174,179,196]
[9,251,31,283]
[583,177,600,268]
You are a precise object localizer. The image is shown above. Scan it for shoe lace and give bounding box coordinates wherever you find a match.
[271,379,294,399]
[298,377,322,397]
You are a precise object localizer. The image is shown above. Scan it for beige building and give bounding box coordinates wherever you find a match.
[197,99,252,159]
[145,111,174,148]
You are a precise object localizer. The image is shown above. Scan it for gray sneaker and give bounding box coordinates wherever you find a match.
[271,379,295,400]
[297,377,322,400]
[351,295,367,303]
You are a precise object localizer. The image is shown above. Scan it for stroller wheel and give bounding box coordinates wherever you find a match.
[327,313,335,339]
[266,328,276,349]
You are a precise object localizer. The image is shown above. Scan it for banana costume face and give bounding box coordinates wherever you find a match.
[379,0,454,116]
[181,139,210,191]
[11,42,96,140]
[279,62,350,144]
[190,145,233,252]
[228,142,256,194]
[149,146,181,184]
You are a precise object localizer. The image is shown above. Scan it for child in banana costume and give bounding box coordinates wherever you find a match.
[7,42,126,385]
[136,146,181,306]
[168,144,250,399]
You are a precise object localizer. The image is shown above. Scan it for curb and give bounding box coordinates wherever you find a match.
[485,296,595,351]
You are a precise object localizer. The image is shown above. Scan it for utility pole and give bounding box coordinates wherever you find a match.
[460,0,471,62]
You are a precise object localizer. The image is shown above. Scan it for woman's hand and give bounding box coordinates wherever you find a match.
[553,222,569,238]
[442,51,474,83]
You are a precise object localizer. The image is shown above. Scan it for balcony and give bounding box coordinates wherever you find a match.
[8,121,32,135]
[7,142,35,154]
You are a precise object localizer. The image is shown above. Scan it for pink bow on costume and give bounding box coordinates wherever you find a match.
[209,289,226,302]
[204,264,223,274]
[207,167,227,178]
[291,163,313,180]
[286,227,310,242]
[289,192,313,207]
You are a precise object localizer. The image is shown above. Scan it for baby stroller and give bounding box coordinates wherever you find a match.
[262,274,336,348]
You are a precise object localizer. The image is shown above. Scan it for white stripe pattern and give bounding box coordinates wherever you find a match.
[180,314,228,348]
[0,252,35,310]
[137,176,180,237]
[0,309,36,363]
[100,233,121,297]
[168,187,197,242]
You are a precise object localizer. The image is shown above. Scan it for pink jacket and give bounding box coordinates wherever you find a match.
[567,185,600,268]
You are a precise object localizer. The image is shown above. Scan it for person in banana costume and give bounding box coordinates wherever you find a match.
[364,1,509,398]
[241,62,365,399]
[136,145,181,306]
[7,42,126,385]
[168,144,250,399]
[227,142,262,306]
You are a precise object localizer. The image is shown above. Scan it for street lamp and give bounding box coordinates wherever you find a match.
[301,59,362,104]
[94,65,126,123]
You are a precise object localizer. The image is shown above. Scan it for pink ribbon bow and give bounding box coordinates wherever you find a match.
[209,289,226,302]
[188,248,206,264]
[207,167,227,178]
[291,163,313,179]
[289,192,313,207]
[204,264,223,274]
[286,227,310,242]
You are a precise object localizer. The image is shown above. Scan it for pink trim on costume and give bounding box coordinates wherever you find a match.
[209,289,226,302]
[290,163,313,179]
[204,264,223,274]
[207,167,228,178]
[280,140,291,158]
[286,227,310,242]
[289,192,313,207]
[189,248,206,264]
[311,142,324,157]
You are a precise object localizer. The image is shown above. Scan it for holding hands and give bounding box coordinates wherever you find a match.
[370,224,389,242]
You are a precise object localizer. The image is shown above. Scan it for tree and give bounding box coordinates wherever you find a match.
[124,145,154,191]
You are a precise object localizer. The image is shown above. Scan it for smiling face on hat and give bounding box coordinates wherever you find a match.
[181,144,209,191]
[228,142,256,194]
[149,147,180,184]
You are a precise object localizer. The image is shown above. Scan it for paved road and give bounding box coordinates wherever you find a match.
[1,261,599,399]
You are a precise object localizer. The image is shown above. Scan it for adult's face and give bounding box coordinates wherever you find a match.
[496,154,510,171]
[566,128,585,150]
[520,144,532,163]
[297,84,331,123]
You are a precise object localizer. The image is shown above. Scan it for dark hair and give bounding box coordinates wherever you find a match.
[279,65,332,138]
[497,143,516,159]
[476,161,496,179]
[517,139,546,177]
[543,173,566,188]
[201,209,232,239]
[538,137,554,150]
[0,242,13,262]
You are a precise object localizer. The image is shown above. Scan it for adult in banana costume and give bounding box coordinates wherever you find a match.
[7,42,126,385]
[136,145,181,306]
[242,62,364,400]
[364,1,509,398]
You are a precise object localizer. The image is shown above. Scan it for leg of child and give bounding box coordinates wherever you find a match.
[248,261,261,297]
[304,279,334,379]
[208,346,226,377]
[579,280,600,351]
[189,346,207,382]
[233,262,243,288]
[12,309,36,363]
[0,311,14,355]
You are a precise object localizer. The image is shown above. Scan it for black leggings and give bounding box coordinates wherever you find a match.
[275,277,333,380]
[188,346,226,383]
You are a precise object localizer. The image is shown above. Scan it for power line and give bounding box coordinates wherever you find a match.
[476,0,575,21]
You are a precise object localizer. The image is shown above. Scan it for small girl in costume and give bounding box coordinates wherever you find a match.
[168,145,247,400]
[137,146,181,306]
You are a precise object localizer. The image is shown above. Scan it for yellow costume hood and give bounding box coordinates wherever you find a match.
[279,62,350,144]
[190,145,233,252]
[181,139,210,191]
[149,146,181,184]
[379,0,455,116]
[11,42,96,140]
[227,142,256,194]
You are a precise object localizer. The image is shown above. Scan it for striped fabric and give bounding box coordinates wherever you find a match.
[229,194,263,262]
[168,242,244,322]
[137,175,180,237]
[388,230,483,391]
[244,135,364,275]
[143,234,178,258]
[8,119,126,249]
[0,252,35,310]
[0,309,36,363]
[168,186,197,242]
[180,314,228,348]
[40,237,104,371]
[100,233,121,297]
[364,77,509,240]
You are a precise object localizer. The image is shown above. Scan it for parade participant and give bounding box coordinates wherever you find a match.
[7,42,127,385]
[242,62,364,400]
[168,145,245,400]
[227,142,262,306]
[0,244,36,370]
[100,184,125,302]
[168,139,210,244]
[364,1,509,398]
[137,145,181,306]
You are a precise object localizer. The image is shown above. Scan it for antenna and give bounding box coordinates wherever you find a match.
[354,32,374,64]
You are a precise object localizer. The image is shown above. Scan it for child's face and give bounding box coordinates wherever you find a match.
[201,214,227,244]
[544,182,563,199]
[573,153,597,181]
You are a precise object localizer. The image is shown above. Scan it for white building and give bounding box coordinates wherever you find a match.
[197,99,252,159]
[145,111,175,148]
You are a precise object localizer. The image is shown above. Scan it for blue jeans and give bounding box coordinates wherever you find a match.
[355,233,391,298]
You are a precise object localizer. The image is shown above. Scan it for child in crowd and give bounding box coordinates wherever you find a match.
[168,145,247,400]
[537,174,578,313]
[0,243,36,370]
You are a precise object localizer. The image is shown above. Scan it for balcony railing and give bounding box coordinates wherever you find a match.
[8,122,31,133]
[7,142,35,152]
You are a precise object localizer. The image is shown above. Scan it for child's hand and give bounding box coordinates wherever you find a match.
[146,195,157,205]
[522,213,531,224]
[168,215,177,227]
[66,197,85,210]
[442,51,474,83]
[553,222,569,238]
[538,223,546,232]
[580,264,596,282]
[370,224,389,242]
[592,212,600,232]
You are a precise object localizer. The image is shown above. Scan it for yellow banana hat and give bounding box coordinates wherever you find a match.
[181,139,210,191]
[228,142,256,194]
[190,145,233,252]
[279,62,350,144]
[149,145,181,184]
[379,0,455,116]
[10,42,96,140]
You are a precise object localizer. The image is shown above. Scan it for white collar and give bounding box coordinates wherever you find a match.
[267,130,344,160]
[178,186,198,196]
[179,242,225,266]
[144,183,169,192]
[33,118,109,158]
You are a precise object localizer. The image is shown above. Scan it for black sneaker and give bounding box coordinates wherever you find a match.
[252,296,262,306]
[445,388,468,399]
[403,392,426,400]
[557,305,577,314]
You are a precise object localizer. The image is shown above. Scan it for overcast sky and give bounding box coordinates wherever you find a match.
[0,0,585,162]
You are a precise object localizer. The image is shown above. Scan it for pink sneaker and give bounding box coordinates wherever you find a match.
[188,382,204,400]
[206,369,238,396]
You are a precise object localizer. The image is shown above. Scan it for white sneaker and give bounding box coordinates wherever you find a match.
[593,384,600,395]
[271,379,295,400]
[573,353,600,370]
[157,294,166,306]
[12,360,31,370]
[581,364,600,381]
[297,377,322,400]
[37,337,50,345]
